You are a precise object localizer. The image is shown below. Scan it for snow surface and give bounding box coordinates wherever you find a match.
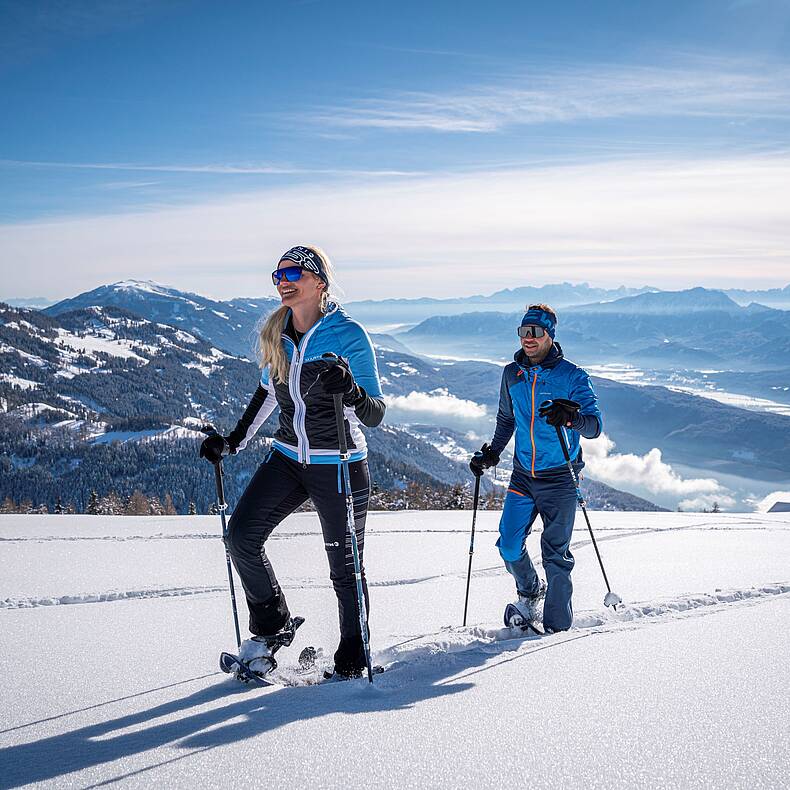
[0,511,788,789]
[55,329,147,362]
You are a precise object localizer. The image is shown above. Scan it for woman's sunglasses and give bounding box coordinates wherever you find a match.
[517,325,547,339]
[271,266,304,286]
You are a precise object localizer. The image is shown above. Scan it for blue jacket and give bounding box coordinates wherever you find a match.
[227,303,385,464]
[491,343,601,476]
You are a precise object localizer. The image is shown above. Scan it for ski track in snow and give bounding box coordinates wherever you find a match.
[0,586,228,609]
[268,582,790,687]
[2,517,787,543]
[3,520,787,607]
[374,583,790,669]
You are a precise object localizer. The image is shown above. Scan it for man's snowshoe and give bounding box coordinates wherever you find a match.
[219,615,305,684]
[504,581,547,630]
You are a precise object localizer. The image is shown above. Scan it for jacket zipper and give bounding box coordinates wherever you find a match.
[529,369,537,477]
[283,317,323,465]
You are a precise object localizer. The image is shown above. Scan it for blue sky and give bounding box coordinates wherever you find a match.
[1,0,789,300]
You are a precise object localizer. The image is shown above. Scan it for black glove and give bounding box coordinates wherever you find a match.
[469,442,500,477]
[318,359,363,405]
[538,398,581,428]
[199,433,230,464]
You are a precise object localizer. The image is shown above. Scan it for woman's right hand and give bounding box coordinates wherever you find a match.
[199,434,230,464]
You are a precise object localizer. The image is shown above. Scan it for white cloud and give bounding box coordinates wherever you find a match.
[582,433,736,511]
[0,159,423,177]
[1,154,789,300]
[385,389,487,419]
[314,61,790,133]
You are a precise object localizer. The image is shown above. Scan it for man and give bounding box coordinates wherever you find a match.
[470,304,602,632]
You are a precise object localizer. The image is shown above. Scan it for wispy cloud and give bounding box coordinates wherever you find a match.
[1,153,788,300]
[0,159,424,178]
[312,60,790,133]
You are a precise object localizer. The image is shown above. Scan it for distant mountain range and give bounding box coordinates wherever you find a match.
[5,279,790,511]
[401,287,790,370]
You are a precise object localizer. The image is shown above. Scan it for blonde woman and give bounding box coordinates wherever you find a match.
[199,246,385,678]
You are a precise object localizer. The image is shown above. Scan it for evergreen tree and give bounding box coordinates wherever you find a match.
[54,496,63,514]
[86,490,99,515]
[188,501,197,515]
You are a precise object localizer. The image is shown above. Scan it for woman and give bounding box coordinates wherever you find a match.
[199,245,385,678]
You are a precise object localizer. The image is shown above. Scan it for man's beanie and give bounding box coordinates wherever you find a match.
[521,307,556,339]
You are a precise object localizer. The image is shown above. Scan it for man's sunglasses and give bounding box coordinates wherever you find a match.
[517,325,547,339]
[271,266,304,286]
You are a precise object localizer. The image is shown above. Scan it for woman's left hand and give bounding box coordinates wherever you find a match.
[318,359,362,403]
[318,358,354,393]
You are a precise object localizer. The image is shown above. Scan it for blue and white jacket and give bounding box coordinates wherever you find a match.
[491,344,602,477]
[227,303,385,465]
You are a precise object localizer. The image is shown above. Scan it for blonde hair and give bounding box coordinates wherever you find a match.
[257,246,339,384]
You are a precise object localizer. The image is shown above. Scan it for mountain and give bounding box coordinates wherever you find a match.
[725,284,790,309]
[0,303,487,512]
[345,283,659,328]
[569,287,740,314]
[401,289,790,370]
[45,280,280,360]
[374,344,790,483]
[0,296,54,308]
[0,302,663,512]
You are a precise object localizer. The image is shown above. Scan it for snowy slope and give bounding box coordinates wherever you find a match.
[1,512,788,789]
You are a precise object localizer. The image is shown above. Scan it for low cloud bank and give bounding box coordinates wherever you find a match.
[582,433,736,511]
[384,389,487,419]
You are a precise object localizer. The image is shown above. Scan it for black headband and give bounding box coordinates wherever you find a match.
[279,246,329,286]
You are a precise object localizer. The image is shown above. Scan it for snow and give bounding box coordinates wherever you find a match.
[0,373,39,390]
[172,330,199,345]
[55,329,148,362]
[211,310,229,320]
[1,510,788,788]
[90,425,205,445]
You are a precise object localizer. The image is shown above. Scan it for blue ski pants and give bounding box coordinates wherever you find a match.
[497,467,577,631]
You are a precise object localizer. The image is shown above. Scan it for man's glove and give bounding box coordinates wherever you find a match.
[199,434,230,464]
[538,398,581,428]
[469,442,500,477]
[318,358,363,405]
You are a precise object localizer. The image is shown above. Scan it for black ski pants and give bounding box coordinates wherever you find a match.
[226,448,370,639]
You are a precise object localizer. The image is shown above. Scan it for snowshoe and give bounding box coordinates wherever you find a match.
[504,581,547,628]
[219,615,305,684]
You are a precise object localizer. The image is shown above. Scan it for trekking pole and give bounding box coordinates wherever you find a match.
[202,425,242,650]
[323,354,375,683]
[552,421,623,610]
[462,473,481,627]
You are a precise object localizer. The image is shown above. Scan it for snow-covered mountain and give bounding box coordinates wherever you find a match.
[45,280,280,360]
[0,303,489,511]
[1,302,667,513]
